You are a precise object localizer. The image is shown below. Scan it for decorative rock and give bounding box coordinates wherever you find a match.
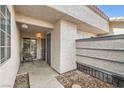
[56,70,112,88]
[72,84,81,88]
[14,73,30,88]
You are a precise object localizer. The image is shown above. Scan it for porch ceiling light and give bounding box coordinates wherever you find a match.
[21,24,28,29]
[36,33,42,38]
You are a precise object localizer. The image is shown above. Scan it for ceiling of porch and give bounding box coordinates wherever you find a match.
[17,22,52,33]
[14,5,65,24]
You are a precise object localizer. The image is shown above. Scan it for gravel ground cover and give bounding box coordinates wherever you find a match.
[56,70,112,88]
[14,72,30,88]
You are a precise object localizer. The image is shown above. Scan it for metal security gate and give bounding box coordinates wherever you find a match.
[77,62,124,87]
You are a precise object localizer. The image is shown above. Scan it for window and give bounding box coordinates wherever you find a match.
[0,5,11,64]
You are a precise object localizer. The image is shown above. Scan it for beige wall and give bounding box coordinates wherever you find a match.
[109,22,124,35]
[0,6,20,87]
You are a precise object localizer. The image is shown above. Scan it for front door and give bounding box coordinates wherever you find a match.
[23,38,37,61]
[46,33,51,66]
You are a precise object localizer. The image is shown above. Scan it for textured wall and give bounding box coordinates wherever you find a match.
[76,35,124,76]
[51,19,99,73]
[49,5,109,33]
[60,20,77,73]
[0,6,20,87]
[51,21,61,72]
[51,20,77,73]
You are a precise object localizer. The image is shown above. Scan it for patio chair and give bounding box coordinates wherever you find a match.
[22,49,34,63]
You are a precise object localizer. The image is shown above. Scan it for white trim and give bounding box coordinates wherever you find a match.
[0,5,11,64]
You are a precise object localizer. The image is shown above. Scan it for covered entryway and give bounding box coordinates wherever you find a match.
[18,60,63,88]
[17,22,52,63]
[15,19,63,87]
[14,5,55,66]
[14,5,63,88]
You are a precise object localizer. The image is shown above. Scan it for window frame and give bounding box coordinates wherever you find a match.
[0,5,11,64]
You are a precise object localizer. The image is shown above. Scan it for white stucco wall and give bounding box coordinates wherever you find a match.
[0,6,20,87]
[49,5,109,33]
[109,22,124,35]
[60,20,77,73]
[51,20,98,73]
[51,20,77,73]
[51,21,61,72]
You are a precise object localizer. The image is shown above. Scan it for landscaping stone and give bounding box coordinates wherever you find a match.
[56,70,112,88]
[14,72,30,88]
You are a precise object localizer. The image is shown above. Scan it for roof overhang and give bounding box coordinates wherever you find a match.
[109,17,124,22]
[14,5,109,34]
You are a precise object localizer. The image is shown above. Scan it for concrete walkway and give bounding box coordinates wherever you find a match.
[18,60,63,88]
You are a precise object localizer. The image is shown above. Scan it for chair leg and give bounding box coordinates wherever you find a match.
[32,59,34,64]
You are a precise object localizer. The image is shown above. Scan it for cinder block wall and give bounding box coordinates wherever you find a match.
[76,34,124,76]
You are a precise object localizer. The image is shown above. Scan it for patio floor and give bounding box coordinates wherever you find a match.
[18,60,64,88]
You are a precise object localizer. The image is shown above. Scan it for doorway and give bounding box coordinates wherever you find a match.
[23,38,37,61]
[46,33,51,66]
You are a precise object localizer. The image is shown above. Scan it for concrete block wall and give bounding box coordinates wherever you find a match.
[76,34,124,76]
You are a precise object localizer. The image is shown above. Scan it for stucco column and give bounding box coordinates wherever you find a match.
[37,38,41,59]
[51,20,77,73]
[60,20,77,73]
